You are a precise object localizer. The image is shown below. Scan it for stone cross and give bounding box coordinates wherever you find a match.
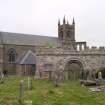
[20,80,24,97]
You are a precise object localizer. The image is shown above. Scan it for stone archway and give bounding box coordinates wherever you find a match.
[64,59,85,80]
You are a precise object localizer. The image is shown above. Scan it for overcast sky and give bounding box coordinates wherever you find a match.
[0,0,105,47]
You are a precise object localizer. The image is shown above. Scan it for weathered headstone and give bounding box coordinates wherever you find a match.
[28,77,30,92]
[96,72,102,86]
[20,80,24,97]
[0,71,4,84]
[53,72,59,87]
[98,72,102,80]
[1,72,4,78]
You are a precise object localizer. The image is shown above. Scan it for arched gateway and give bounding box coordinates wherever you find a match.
[63,58,85,80]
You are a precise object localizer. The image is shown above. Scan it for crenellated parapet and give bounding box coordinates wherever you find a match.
[85,46,105,52]
[75,41,105,52]
[36,46,105,56]
[75,41,87,51]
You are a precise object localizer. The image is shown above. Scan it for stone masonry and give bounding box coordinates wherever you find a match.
[35,17,105,79]
[0,16,105,79]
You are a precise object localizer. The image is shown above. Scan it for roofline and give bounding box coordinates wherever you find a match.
[0,31,57,38]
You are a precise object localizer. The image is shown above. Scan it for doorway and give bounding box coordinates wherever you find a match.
[64,60,84,80]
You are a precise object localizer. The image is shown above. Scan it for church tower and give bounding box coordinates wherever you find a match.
[58,17,76,50]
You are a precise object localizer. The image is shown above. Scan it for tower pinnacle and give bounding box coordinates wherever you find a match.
[63,16,66,24]
[58,19,60,25]
[67,20,69,24]
[72,18,75,25]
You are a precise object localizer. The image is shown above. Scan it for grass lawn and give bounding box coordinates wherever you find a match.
[0,76,105,105]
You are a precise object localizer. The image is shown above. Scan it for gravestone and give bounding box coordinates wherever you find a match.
[20,80,24,97]
[0,71,4,84]
[28,77,31,93]
[96,72,102,86]
[98,72,102,80]
[53,71,60,87]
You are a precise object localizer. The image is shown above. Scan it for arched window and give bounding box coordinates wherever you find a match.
[8,48,17,63]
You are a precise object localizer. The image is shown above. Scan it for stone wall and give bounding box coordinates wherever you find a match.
[36,48,105,77]
[0,44,4,72]
[3,44,36,75]
[1,44,105,77]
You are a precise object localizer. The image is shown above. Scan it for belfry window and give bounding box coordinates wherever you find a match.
[8,48,17,63]
[60,31,63,40]
[67,31,70,37]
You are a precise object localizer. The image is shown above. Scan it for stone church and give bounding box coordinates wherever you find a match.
[0,17,105,80]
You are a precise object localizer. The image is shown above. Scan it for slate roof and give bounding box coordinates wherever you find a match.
[0,31,57,46]
[19,50,36,65]
[16,51,28,64]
